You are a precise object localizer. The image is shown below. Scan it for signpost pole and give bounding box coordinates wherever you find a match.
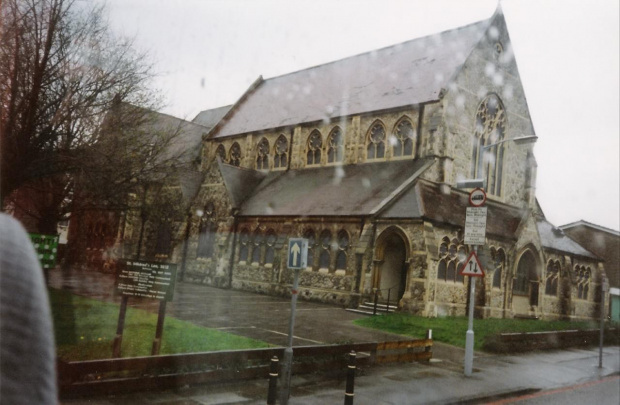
[151,300,167,355]
[281,238,307,405]
[464,246,477,377]
[112,296,128,358]
[281,268,300,405]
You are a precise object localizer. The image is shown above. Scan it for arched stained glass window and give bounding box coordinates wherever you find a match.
[274,135,288,169]
[238,228,250,262]
[265,229,276,264]
[216,144,226,161]
[229,142,241,167]
[251,230,263,264]
[327,127,344,163]
[471,94,506,196]
[256,138,269,170]
[545,261,560,296]
[336,230,349,270]
[492,248,506,289]
[367,122,386,160]
[319,229,331,269]
[304,229,316,270]
[197,202,217,258]
[437,236,467,283]
[307,130,322,165]
[392,118,415,157]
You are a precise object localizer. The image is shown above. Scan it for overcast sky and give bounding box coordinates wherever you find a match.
[102,0,619,232]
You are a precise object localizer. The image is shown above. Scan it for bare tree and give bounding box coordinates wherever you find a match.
[0,0,180,232]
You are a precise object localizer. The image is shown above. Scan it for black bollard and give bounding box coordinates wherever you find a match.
[267,356,279,405]
[344,350,356,405]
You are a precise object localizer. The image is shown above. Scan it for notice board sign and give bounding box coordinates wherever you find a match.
[464,207,488,245]
[29,233,59,269]
[116,260,177,301]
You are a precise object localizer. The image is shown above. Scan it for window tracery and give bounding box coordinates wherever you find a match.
[575,265,591,300]
[307,130,322,165]
[274,135,288,169]
[265,229,276,264]
[229,142,241,167]
[256,138,269,170]
[471,94,506,196]
[304,229,316,269]
[391,118,415,158]
[336,230,349,270]
[216,144,226,161]
[491,247,506,289]
[197,202,216,258]
[437,236,467,283]
[545,260,560,296]
[251,230,264,264]
[319,229,332,270]
[238,228,250,262]
[327,127,344,164]
[367,122,386,160]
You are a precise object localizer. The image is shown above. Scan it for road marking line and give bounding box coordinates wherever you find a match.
[261,328,324,344]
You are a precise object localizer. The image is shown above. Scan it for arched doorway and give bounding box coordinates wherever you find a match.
[512,249,540,315]
[374,230,409,302]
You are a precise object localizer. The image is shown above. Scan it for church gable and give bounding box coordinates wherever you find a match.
[439,8,537,207]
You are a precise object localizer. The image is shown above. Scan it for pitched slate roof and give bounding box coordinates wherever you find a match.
[221,159,434,217]
[192,105,232,130]
[210,19,491,138]
[536,220,599,259]
[415,181,524,240]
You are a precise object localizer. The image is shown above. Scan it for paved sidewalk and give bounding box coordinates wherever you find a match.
[50,268,620,404]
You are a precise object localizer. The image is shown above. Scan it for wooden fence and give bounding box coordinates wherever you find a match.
[58,338,432,398]
[483,328,618,353]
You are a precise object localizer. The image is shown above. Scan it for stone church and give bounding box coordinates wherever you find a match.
[127,7,607,321]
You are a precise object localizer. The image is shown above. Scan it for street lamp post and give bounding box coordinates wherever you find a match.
[458,135,537,377]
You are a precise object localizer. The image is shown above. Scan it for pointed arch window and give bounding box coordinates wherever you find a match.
[336,230,349,271]
[471,94,506,196]
[304,229,316,270]
[437,236,467,283]
[274,135,288,169]
[238,228,250,263]
[251,230,264,264]
[319,229,332,270]
[391,118,416,158]
[576,266,591,300]
[327,127,344,163]
[492,248,506,289]
[216,144,226,161]
[256,138,269,170]
[367,122,386,160]
[197,202,217,258]
[545,260,560,296]
[307,130,322,165]
[265,229,277,265]
[229,142,241,167]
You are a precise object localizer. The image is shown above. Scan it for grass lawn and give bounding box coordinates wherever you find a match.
[50,288,270,361]
[354,313,599,351]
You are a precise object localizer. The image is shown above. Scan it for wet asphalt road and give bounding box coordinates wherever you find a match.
[48,266,410,347]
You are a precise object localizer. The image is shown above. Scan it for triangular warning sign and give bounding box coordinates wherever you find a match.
[459,251,485,277]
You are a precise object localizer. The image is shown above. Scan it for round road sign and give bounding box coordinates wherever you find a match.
[469,188,487,207]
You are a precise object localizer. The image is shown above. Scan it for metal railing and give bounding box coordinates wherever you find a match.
[372,282,401,315]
